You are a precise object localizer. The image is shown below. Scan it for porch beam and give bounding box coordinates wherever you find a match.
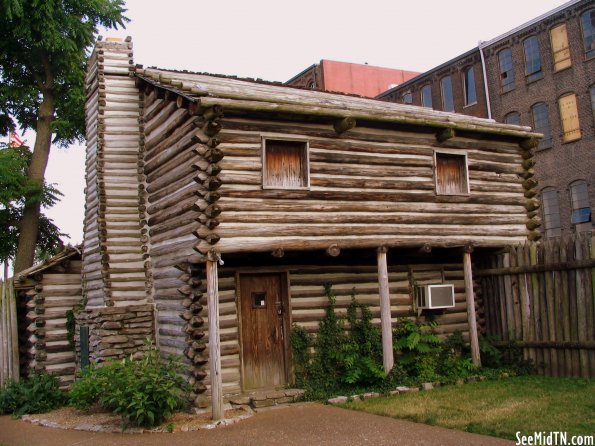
[377,246,394,373]
[206,254,223,420]
[463,248,482,367]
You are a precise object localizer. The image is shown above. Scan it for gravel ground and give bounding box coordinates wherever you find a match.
[0,402,514,446]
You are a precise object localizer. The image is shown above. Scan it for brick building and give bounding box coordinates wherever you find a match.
[286,59,419,98]
[379,0,594,238]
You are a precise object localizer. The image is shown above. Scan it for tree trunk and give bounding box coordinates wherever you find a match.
[14,90,55,273]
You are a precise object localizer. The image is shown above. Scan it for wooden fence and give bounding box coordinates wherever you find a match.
[476,233,595,378]
[0,279,19,387]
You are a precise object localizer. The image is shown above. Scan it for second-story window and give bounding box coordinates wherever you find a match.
[421,85,433,108]
[550,23,572,71]
[402,92,413,104]
[463,67,477,106]
[558,93,581,143]
[440,76,454,112]
[523,36,543,82]
[263,138,309,189]
[504,112,521,126]
[531,102,552,149]
[498,48,515,93]
[435,152,469,195]
[580,9,595,59]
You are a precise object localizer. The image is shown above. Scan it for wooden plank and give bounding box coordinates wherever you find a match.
[544,240,558,377]
[559,236,573,377]
[377,248,393,373]
[206,259,223,420]
[575,234,589,378]
[464,251,481,366]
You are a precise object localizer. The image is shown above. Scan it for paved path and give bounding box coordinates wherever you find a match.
[0,402,513,446]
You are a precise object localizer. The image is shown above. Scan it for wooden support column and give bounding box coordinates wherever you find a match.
[463,247,482,367]
[377,246,394,373]
[206,252,223,420]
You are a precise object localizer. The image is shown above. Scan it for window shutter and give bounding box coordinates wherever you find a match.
[550,24,571,71]
[559,94,581,142]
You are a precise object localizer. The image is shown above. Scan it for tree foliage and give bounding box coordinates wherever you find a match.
[0,0,129,143]
[0,0,128,271]
[0,143,65,262]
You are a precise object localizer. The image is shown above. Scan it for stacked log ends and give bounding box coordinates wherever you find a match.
[83,38,149,308]
[191,106,224,255]
[520,144,540,241]
[177,262,208,406]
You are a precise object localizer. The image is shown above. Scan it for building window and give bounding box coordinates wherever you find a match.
[590,85,595,123]
[542,189,561,238]
[402,92,413,104]
[580,9,595,59]
[523,36,543,82]
[262,139,309,189]
[440,76,454,112]
[504,112,521,126]
[498,48,515,93]
[558,93,581,142]
[570,180,591,228]
[435,152,469,195]
[531,103,552,149]
[550,23,572,71]
[463,67,477,106]
[421,85,433,108]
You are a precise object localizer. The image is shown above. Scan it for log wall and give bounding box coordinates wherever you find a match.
[82,38,150,308]
[16,261,83,389]
[197,260,481,399]
[193,118,537,256]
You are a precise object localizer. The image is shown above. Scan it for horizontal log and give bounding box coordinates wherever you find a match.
[474,258,595,277]
[492,340,595,350]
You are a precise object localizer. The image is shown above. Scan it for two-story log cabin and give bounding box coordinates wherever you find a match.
[78,37,541,416]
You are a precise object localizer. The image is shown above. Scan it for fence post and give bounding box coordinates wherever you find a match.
[463,249,481,367]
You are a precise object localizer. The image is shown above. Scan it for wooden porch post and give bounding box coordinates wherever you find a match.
[463,248,482,367]
[206,253,223,420]
[377,247,394,373]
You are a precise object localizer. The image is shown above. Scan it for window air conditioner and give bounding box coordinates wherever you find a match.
[415,284,455,309]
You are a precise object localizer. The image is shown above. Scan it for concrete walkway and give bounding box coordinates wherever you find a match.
[0,402,514,446]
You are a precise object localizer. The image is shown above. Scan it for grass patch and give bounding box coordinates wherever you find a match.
[343,376,595,440]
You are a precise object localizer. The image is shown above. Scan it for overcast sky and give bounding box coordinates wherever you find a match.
[34,0,569,245]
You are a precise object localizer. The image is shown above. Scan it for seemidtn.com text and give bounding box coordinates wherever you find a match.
[516,432,594,446]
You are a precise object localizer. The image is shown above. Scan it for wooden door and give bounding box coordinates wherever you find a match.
[239,273,288,390]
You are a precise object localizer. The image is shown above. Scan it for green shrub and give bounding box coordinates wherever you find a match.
[69,343,190,428]
[438,331,477,381]
[393,318,442,382]
[0,373,67,417]
[291,285,385,399]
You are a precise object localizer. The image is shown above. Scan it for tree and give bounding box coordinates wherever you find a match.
[0,142,66,269]
[0,0,128,273]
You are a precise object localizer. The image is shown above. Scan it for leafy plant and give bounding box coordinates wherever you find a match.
[69,341,190,428]
[341,292,385,385]
[438,331,477,381]
[393,318,442,382]
[0,373,67,417]
[291,285,385,399]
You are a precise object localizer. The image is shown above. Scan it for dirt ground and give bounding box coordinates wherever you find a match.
[0,402,514,446]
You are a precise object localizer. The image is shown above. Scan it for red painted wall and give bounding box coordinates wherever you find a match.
[321,60,419,98]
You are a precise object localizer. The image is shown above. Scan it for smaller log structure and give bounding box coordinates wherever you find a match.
[80,37,542,416]
[13,247,83,389]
